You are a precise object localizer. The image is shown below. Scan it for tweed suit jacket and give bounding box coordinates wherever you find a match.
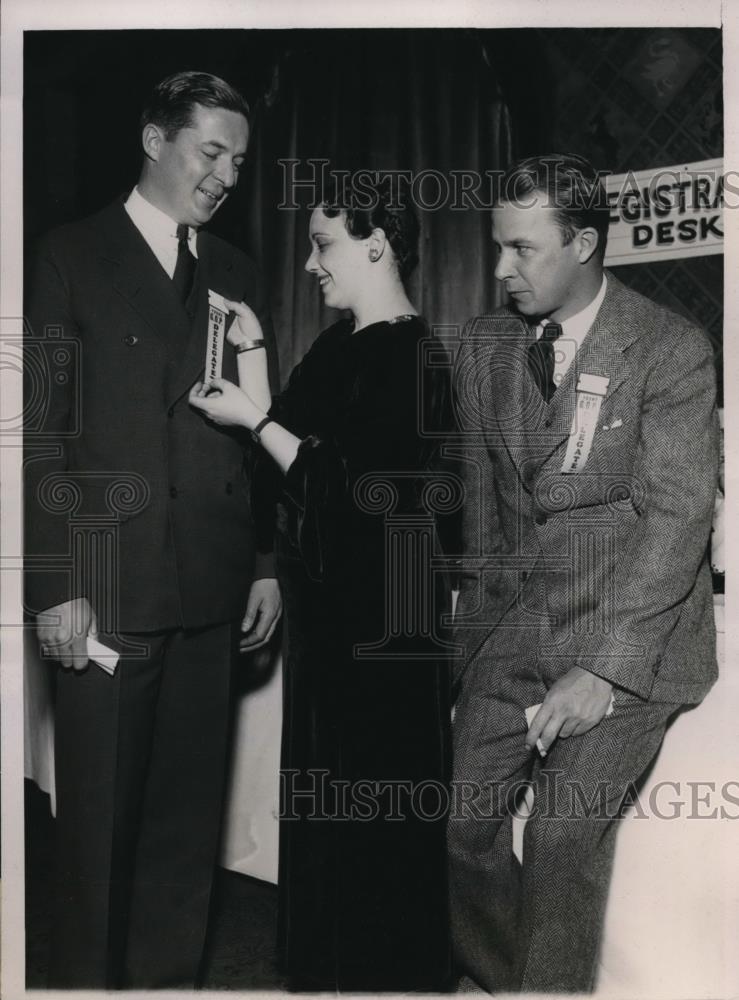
[24,198,277,635]
[453,271,719,704]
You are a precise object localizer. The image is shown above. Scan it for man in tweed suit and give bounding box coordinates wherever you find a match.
[449,153,718,992]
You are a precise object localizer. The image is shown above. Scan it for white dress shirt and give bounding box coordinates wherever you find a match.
[536,274,608,388]
[124,186,198,278]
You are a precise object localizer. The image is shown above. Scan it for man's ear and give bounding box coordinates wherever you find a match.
[576,227,600,264]
[141,123,165,164]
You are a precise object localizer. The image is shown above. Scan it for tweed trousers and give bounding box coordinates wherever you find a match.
[448,598,680,994]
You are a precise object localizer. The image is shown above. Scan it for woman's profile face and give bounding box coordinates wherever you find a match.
[305,207,372,313]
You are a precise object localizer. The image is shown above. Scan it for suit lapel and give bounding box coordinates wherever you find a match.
[98,200,192,349]
[483,311,550,479]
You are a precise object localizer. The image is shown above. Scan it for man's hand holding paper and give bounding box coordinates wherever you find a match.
[37,597,96,671]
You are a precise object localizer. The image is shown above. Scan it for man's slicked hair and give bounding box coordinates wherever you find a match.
[496,153,611,259]
[139,70,250,139]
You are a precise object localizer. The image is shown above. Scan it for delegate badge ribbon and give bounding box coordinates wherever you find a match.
[561,373,610,474]
[204,290,229,385]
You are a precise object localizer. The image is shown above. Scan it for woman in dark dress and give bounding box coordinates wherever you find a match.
[190,180,453,992]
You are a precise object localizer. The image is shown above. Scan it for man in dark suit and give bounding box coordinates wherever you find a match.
[449,154,718,992]
[24,71,281,989]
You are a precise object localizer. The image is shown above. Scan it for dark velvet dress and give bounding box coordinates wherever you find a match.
[256,315,453,991]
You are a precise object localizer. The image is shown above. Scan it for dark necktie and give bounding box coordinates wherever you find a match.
[172,223,196,303]
[527,322,562,403]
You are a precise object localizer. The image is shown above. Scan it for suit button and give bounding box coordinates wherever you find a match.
[544,417,553,428]
[167,406,175,418]
[535,511,547,526]
[169,486,178,499]
[225,482,233,495]
[521,571,529,583]
[123,335,139,346]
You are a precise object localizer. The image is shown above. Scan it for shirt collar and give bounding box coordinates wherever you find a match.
[549,273,608,344]
[125,186,198,258]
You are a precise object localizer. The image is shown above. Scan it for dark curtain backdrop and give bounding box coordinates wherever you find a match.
[237,30,513,378]
[23,29,515,384]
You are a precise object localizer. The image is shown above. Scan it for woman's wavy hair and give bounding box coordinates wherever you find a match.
[320,172,420,281]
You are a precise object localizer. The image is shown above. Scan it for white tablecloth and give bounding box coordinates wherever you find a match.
[595,598,737,998]
[219,652,282,884]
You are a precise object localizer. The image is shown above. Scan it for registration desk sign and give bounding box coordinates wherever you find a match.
[604,158,724,266]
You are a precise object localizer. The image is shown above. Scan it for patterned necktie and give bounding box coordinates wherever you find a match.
[172,223,196,302]
[527,322,563,403]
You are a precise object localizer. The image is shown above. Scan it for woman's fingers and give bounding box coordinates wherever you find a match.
[223,299,263,341]
[189,378,229,410]
[223,298,258,320]
[188,382,211,406]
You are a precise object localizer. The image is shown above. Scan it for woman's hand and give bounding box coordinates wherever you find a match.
[225,299,264,347]
[189,378,264,429]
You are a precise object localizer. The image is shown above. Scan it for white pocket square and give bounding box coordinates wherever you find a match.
[602,418,623,430]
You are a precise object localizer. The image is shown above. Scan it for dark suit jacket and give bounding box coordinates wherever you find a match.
[25,198,277,634]
[453,271,719,704]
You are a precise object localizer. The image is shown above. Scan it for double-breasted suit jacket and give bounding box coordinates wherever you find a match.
[25,197,276,634]
[24,197,278,988]
[453,270,718,705]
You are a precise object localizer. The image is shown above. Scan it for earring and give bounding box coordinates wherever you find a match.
[369,249,380,262]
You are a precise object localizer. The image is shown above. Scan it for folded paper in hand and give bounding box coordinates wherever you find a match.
[87,636,120,675]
